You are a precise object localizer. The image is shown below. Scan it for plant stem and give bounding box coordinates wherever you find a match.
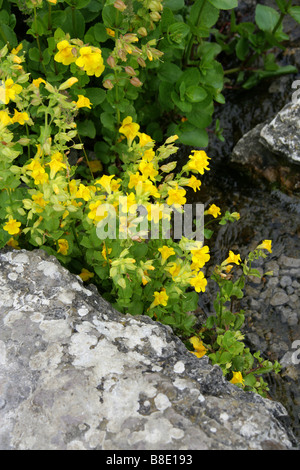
[184,0,207,65]
[272,0,292,35]
[77,132,95,180]
[34,7,47,76]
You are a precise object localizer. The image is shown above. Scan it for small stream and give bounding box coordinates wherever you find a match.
[180,72,300,441]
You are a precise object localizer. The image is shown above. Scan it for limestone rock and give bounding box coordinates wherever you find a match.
[260,101,300,165]
[0,249,297,450]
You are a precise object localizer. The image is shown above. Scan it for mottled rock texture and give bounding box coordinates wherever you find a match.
[0,249,297,450]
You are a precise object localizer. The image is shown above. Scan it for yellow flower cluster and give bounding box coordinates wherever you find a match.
[54,40,105,78]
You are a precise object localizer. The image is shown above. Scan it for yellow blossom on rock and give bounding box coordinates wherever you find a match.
[57,239,69,256]
[54,40,77,66]
[3,217,21,235]
[76,46,105,77]
[230,371,245,386]
[79,268,94,282]
[158,245,175,262]
[75,95,92,109]
[12,109,29,125]
[167,184,186,206]
[119,116,140,145]
[206,204,221,218]
[152,288,169,307]
[6,237,20,249]
[189,271,207,293]
[186,150,210,175]
[190,336,207,358]
[224,250,241,266]
[257,239,272,253]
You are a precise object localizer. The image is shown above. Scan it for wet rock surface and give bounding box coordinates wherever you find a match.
[0,249,297,450]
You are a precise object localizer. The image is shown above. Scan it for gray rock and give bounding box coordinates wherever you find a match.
[270,289,290,307]
[260,102,300,165]
[280,276,292,289]
[0,249,297,450]
[279,256,300,269]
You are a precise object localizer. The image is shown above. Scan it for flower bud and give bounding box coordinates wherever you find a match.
[149,0,163,12]
[103,79,114,90]
[137,27,147,37]
[59,77,78,90]
[130,77,143,87]
[114,0,126,11]
[137,56,146,67]
[107,55,116,68]
[149,11,161,21]
[124,66,136,76]
[123,33,139,43]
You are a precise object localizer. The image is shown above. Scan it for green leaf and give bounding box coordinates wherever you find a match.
[171,91,192,113]
[235,37,249,60]
[178,123,208,147]
[77,119,96,138]
[167,22,190,44]
[94,22,108,42]
[0,24,17,48]
[100,111,116,132]
[157,63,183,84]
[276,0,287,13]
[163,0,184,11]
[185,85,207,103]
[85,87,106,106]
[186,107,213,129]
[204,228,214,239]
[190,0,219,29]
[218,351,233,364]
[288,6,300,24]
[208,0,237,9]
[29,46,41,62]
[255,4,280,32]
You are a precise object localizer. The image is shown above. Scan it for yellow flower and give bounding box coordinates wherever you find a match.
[102,243,112,261]
[47,0,57,4]
[119,116,140,145]
[96,175,115,194]
[0,110,12,126]
[6,237,20,249]
[32,77,46,88]
[12,109,29,125]
[158,245,175,262]
[11,44,23,55]
[189,271,207,293]
[230,371,245,386]
[76,46,105,77]
[57,239,69,256]
[1,79,22,105]
[3,217,21,235]
[152,288,169,307]
[187,175,201,192]
[128,172,143,189]
[257,239,272,253]
[32,167,49,185]
[138,160,158,182]
[186,150,210,175]
[47,152,67,179]
[32,192,48,212]
[88,200,107,222]
[167,184,186,206]
[189,336,207,359]
[106,28,115,37]
[138,132,154,147]
[142,148,155,162]
[75,95,92,109]
[59,77,78,90]
[191,245,210,270]
[79,268,94,282]
[167,262,181,280]
[206,204,221,218]
[224,250,241,266]
[54,40,77,66]
[75,183,91,201]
